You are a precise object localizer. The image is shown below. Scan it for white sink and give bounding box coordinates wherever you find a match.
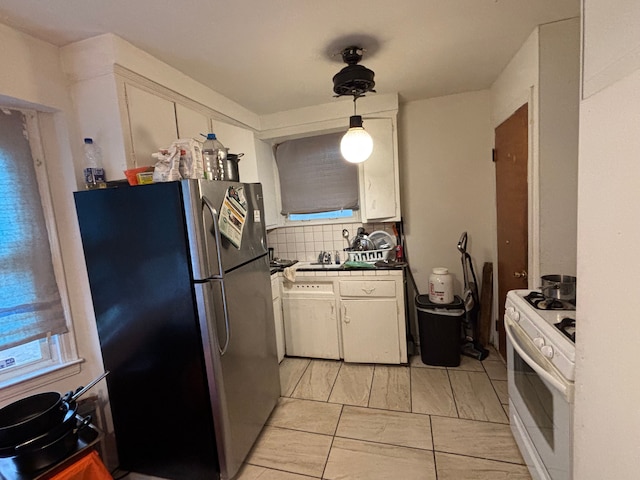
[297,261,344,270]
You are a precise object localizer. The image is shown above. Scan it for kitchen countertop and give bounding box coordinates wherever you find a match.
[270,260,406,275]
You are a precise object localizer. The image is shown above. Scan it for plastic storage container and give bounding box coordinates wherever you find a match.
[415,294,464,367]
[202,133,226,180]
[82,138,106,189]
[428,267,453,304]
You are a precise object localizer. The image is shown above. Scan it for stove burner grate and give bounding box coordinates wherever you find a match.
[524,291,576,311]
[554,317,576,343]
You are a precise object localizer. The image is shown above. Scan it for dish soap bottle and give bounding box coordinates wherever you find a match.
[83,138,106,189]
[201,133,226,180]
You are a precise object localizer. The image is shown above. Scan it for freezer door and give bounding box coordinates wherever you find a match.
[182,180,268,279]
[194,255,280,480]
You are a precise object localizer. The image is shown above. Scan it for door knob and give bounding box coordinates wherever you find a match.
[513,270,528,279]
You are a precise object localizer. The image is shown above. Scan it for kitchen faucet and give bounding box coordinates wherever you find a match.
[317,251,332,264]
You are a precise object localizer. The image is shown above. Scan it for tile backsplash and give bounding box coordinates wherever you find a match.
[266,222,396,262]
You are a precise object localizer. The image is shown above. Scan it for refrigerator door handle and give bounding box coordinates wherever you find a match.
[217,281,231,355]
[197,280,231,357]
[202,196,225,278]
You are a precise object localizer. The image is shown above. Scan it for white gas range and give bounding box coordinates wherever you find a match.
[505,290,576,480]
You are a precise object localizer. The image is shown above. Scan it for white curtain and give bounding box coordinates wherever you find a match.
[0,109,67,350]
[275,132,359,215]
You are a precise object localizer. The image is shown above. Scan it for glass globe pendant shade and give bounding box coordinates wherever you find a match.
[340,115,373,163]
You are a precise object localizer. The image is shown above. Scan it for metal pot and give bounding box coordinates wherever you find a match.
[0,392,66,448]
[11,400,78,456]
[0,371,107,453]
[222,152,243,182]
[12,414,92,473]
[350,227,374,251]
[540,274,576,302]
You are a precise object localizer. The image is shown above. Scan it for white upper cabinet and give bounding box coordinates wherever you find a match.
[210,119,259,183]
[175,103,210,140]
[255,139,280,229]
[360,118,400,222]
[125,83,177,167]
[62,35,261,186]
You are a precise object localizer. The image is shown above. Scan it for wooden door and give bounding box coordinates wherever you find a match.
[495,104,529,358]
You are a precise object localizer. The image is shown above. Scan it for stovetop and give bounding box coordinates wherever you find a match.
[555,317,576,343]
[506,289,576,381]
[523,291,576,311]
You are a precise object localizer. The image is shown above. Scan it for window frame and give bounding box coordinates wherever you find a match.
[0,109,81,398]
[283,208,361,226]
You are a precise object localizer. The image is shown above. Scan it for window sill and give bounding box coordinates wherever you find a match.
[0,358,84,403]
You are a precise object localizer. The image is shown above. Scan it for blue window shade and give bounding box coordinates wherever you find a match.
[0,109,66,350]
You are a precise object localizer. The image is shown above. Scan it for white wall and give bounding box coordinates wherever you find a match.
[491,29,539,129]
[575,63,640,480]
[574,3,640,477]
[538,19,580,277]
[0,23,108,405]
[399,91,494,298]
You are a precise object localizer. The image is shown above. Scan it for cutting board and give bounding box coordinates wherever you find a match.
[479,262,493,348]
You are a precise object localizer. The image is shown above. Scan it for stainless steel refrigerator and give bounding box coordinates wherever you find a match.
[74,179,280,480]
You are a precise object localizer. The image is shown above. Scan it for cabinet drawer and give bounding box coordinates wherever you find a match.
[339,280,396,298]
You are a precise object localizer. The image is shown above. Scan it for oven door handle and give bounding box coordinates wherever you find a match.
[505,317,572,400]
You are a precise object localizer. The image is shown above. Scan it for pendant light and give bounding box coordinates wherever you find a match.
[332,46,376,163]
[340,98,373,163]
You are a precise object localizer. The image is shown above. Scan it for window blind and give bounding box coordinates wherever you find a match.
[275,132,359,215]
[0,109,67,350]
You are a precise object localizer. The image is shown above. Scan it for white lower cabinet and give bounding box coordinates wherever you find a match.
[280,271,407,364]
[341,299,400,364]
[271,275,285,363]
[339,278,404,364]
[281,283,340,360]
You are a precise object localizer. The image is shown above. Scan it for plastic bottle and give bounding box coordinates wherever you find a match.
[201,133,226,180]
[429,267,454,304]
[83,138,106,189]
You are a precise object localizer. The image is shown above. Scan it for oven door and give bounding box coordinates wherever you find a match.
[505,317,573,480]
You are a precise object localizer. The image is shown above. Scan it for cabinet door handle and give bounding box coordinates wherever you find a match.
[342,304,350,323]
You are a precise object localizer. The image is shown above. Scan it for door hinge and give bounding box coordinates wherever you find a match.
[492,148,497,162]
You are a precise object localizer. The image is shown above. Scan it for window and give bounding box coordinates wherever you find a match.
[275,132,359,222]
[0,108,76,388]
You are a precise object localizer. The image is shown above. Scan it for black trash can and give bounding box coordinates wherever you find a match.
[415,294,464,367]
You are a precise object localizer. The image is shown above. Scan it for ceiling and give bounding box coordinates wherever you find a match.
[0,0,579,116]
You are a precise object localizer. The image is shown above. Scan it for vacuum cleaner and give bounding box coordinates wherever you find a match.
[457,232,489,360]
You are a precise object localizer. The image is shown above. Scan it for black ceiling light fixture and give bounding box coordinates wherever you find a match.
[332,46,376,98]
[332,46,376,163]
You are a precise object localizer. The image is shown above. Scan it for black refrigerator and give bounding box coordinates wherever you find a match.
[74,179,280,480]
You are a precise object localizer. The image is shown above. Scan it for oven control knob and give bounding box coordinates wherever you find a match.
[541,345,554,358]
[533,337,545,349]
[506,307,520,322]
